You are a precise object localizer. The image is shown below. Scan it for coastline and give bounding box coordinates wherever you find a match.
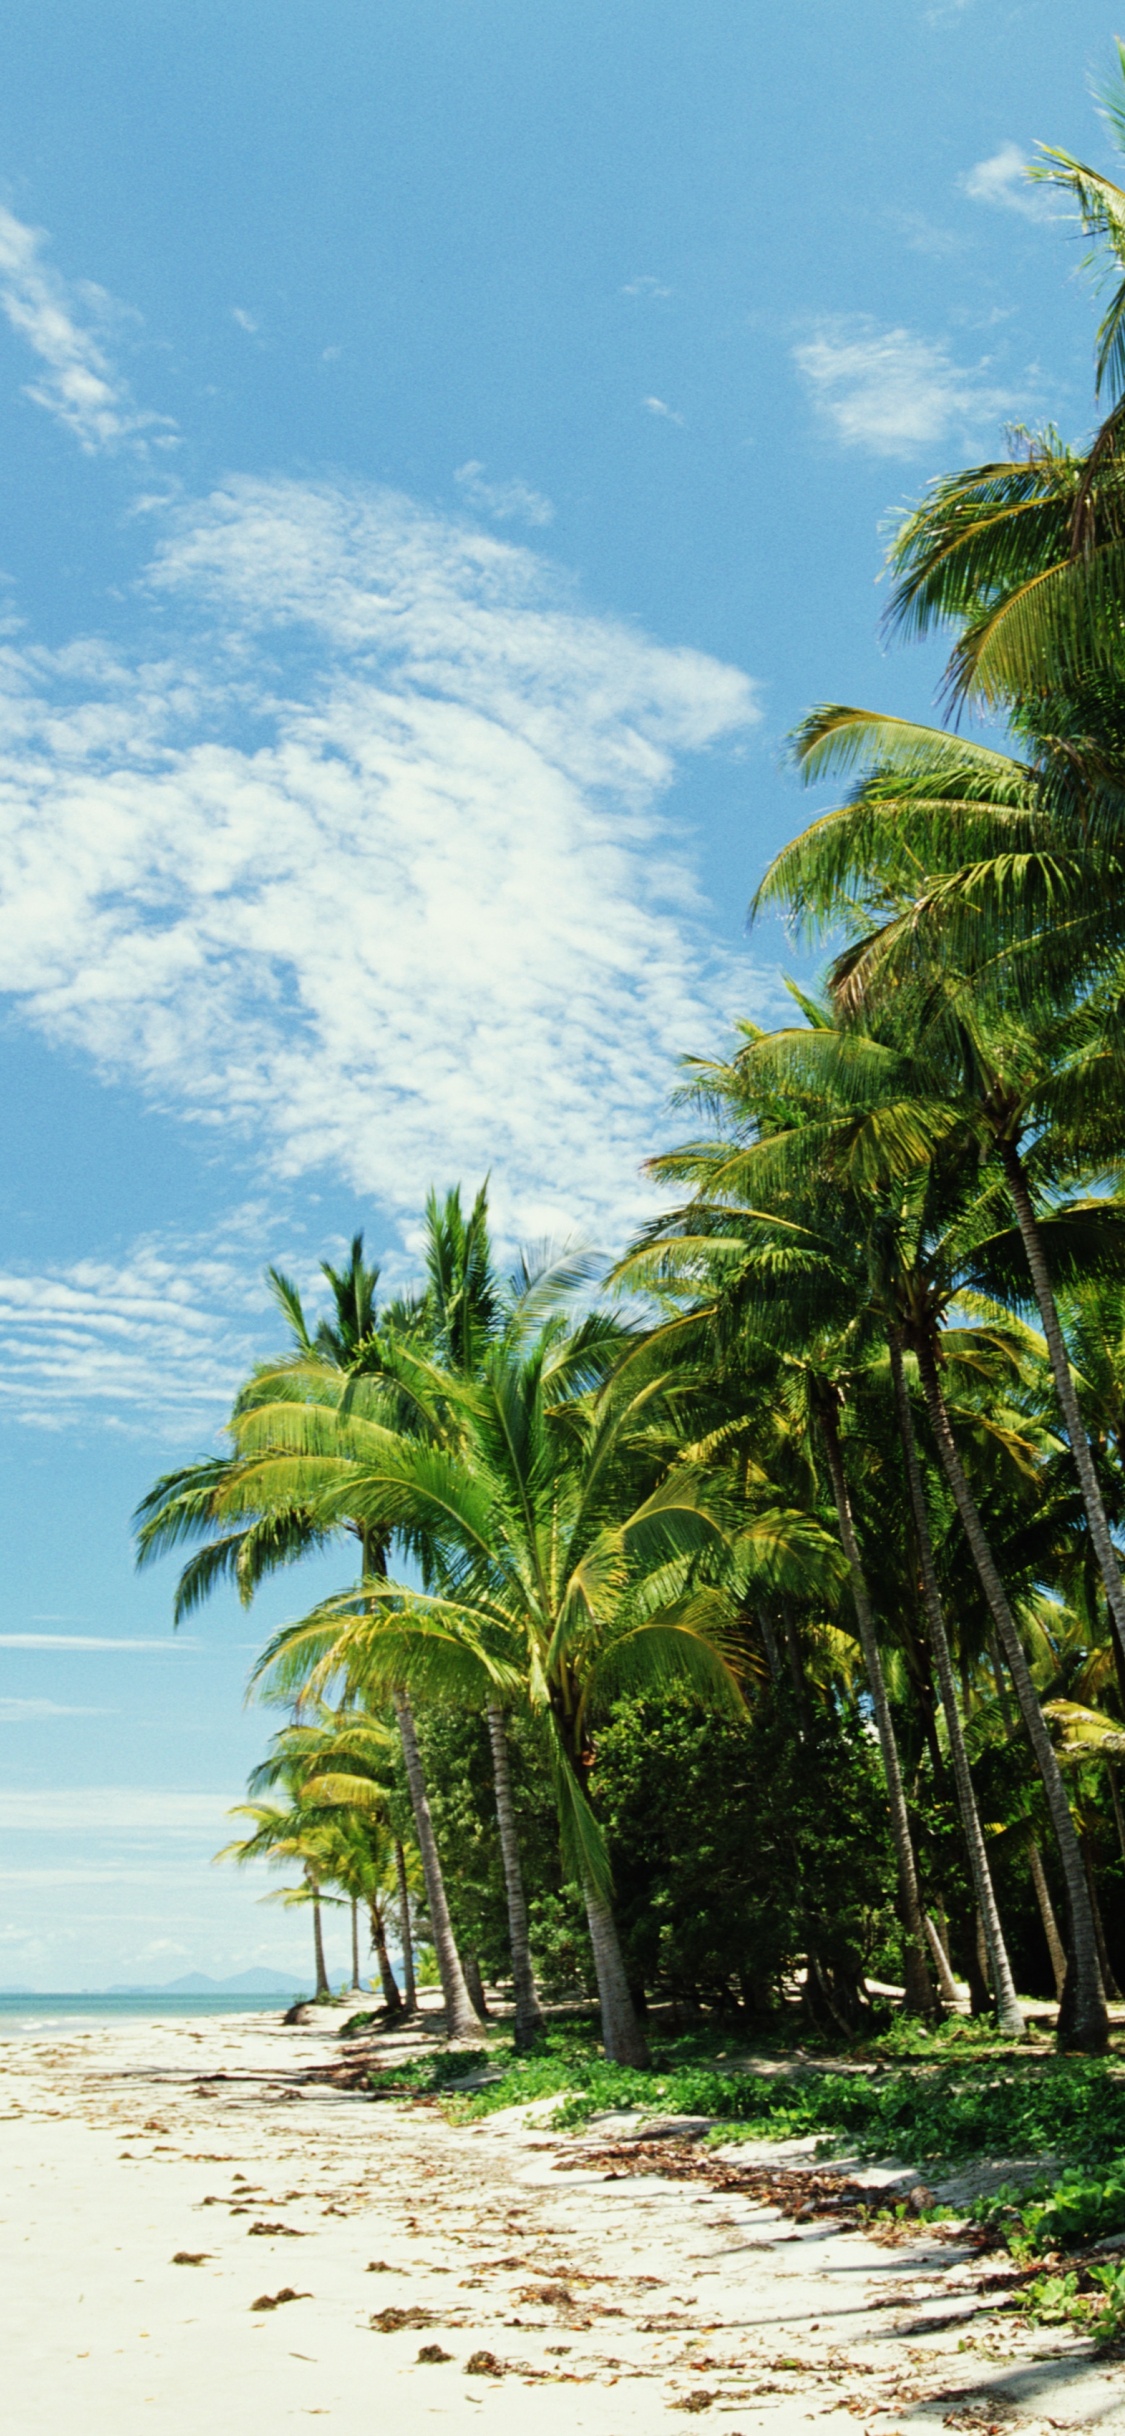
[0,1993,309,2037]
[3,2003,1122,2432]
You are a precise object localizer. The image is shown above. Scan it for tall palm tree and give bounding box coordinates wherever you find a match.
[251,1709,405,2013]
[136,1227,488,2041]
[872,52,1125,718]
[243,1318,816,2067]
[759,717,1125,1712]
[628,1036,1042,2026]
[688,1009,1108,2043]
[215,1791,337,1997]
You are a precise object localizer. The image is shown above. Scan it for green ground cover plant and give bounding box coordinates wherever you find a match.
[357,2017,1125,2169]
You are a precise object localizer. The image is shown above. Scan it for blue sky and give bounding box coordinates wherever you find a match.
[0,0,1115,1988]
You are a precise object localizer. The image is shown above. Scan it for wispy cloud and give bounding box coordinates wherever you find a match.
[960,142,1057,222]
[0,1226,265,1430]
[453,459,554,526]
[231,305,260,334]
[643,395,684,425]
[0,204,176,454]
[622,275,672,299]
[0,1636,192,1650]
[0,1698,109,1719]
[793,316,1021,458]
[0,477,760,1257]
[0,1787,228,1834]
[884,208,964,260]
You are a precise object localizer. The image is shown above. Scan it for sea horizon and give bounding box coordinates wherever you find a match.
[0,1986,367,2037]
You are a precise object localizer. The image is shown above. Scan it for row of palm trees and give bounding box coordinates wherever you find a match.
[139,57,1125,2060]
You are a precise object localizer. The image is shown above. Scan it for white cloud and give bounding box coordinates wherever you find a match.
[0,1787,226,1833]
[793,316,1021,458]
[453,459,554,526]
[643,395,684,424]
[0,1698,109,1719]
[0,477,761,1258]
[0,1227,264,1430]
[622,275,672,299]
[0,204,176,454]
[231,306,259,334]
[960,142,1056,222]
[0,1636,191,1650]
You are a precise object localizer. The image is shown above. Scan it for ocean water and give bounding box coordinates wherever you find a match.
[0,1991,306,2038]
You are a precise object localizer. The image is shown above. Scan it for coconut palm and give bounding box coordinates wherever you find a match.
[241,1312,831,2067]
[264,1200,555,2047]
[250,1709,406,2012]
[626,1037,1041,2026]
[136,1225,489,2041]
[758,711,1125,1716]
[215,1793,337,1997]
[868,54,1125,718]
[680,1008,1113,2042]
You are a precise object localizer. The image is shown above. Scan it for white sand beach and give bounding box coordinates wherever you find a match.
[3,2003,1125,2434]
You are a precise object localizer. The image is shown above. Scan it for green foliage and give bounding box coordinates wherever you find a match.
[978,2161,1125,2258]
[409,1704,592,1995]
[364,2020,1125,2186]
[589,1687,894,2012]
[1015,2259,1125,2344]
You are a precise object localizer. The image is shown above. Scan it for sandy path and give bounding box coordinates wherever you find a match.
[3,2011,1125,2433]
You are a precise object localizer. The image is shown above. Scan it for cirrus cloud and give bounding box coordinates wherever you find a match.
[793,315,1023,458]
[0,477,762,1258]
[0,203,176,454]
[960,143,1057,223]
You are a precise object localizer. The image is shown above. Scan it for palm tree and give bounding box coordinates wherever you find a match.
[257,1196,553,2047]
[251,1709,406,2013]
[215,1792,337,1996]
[136,1228,488,2041]
[631,1061,1034,2024]
[868,54,1125,721]
[626,1071,947,2016]
[244,1317,798,2067]
[680,1009,1108,2042]
[759,716,1125,1716]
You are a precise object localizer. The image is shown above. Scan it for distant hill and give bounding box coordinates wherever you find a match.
[104,1968,308,1995]
[0,1968,312,1998]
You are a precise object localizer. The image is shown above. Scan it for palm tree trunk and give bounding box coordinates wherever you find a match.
[924,1913,961,2006]
[889,1333,1025,2035]
[395,1838,417,2013]
[757,1606,784,1685]
[485,1700,545,2049]
[1083,1839,1123,2001]
[350,1894,360,1990]
[1108,1763,1125,1871]
[1028,1837,1068,2000]
[779,1597,815,1735]
[913,1332,1107,2051]
[463,1952,490,2016]
[392,1688,483,2040]
[581,1874,650,2067]
[976,1909,992,1994]
[998,1140,1125,1710]
[989,1628,1068,2000]
[309,1877,329,1998]
[369,1900,403,2014]
[816,1387,937,2018]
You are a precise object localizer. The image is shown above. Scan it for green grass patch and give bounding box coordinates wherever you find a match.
[359,2019,1125,2176]
[976,2162,1125,2259]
